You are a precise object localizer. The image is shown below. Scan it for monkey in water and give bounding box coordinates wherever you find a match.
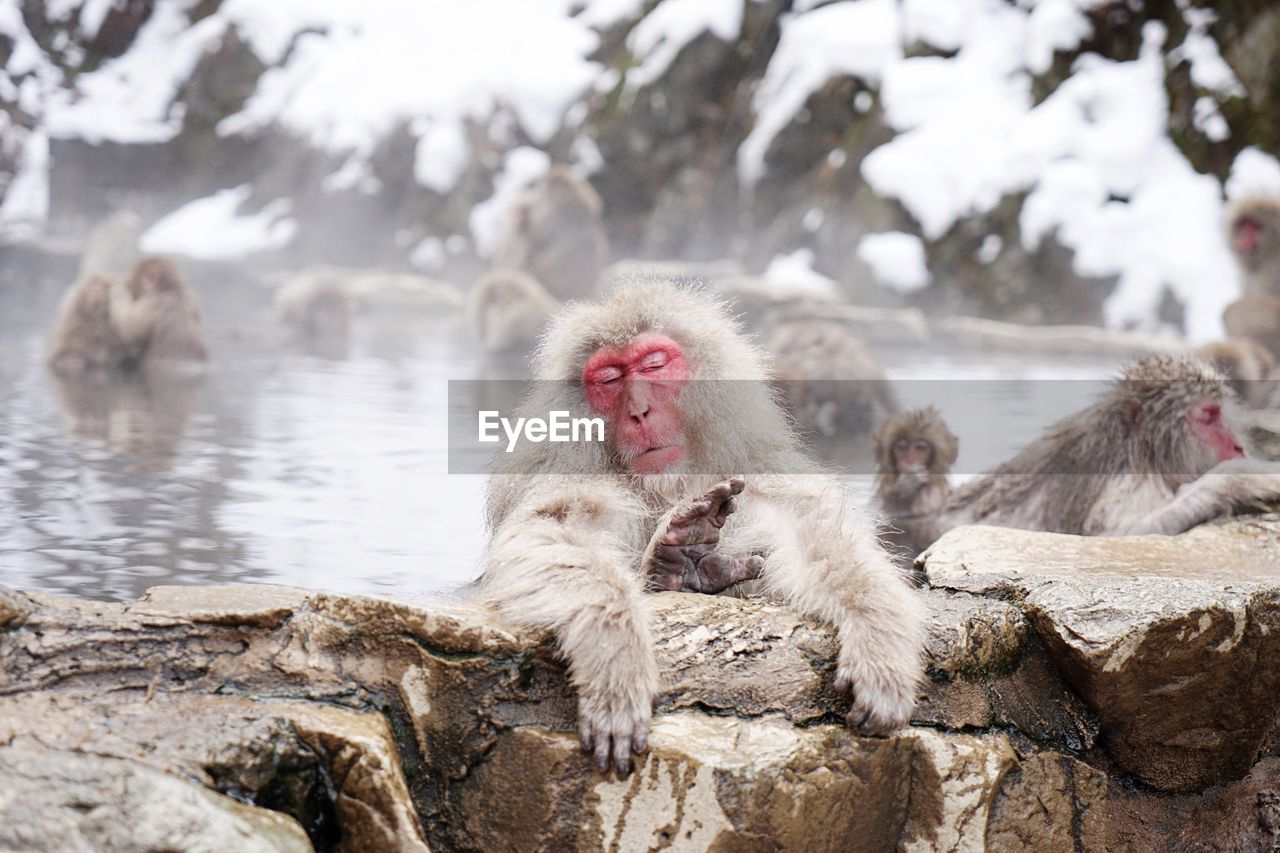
[465,268,560,355]
[873,407,959,562]
[935,356,1280,538]
[767,315,899,442]
[477,279,925,776]
[491,165,610,301]
[276,275,353,356]
[49,257,207,375]
[1196,339,1277,410]
[1223,293,1280,365]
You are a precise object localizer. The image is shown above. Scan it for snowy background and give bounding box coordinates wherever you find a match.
[4,0,1280,340]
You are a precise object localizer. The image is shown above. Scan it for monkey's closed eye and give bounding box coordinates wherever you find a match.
[590,367,623,385]
[639,351,669,372]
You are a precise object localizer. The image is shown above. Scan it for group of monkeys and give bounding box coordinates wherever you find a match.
[40,173,1280,779]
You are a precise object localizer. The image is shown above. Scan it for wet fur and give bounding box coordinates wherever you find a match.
[50,257,207,375]
[940,356,1280,537]
[466,268,559,354]
[767,317,899,440]
[873,407,958,560]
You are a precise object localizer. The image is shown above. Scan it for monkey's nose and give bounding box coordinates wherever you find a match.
[625,384,652,421]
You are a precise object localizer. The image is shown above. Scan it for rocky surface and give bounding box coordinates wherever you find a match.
[0,739,312,853]
[4,517,1280,849]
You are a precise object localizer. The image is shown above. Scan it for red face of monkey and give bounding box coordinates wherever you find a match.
[892,436,933,474]
[1233,216,1262,255]
[1188,399,1245,464]
[583,333,690,474]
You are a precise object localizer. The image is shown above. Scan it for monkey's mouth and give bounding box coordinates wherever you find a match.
[629,445,685,474]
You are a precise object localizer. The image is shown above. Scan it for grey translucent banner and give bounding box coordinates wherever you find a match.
[447,379,1275,476]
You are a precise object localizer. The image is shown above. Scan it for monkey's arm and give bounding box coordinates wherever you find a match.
[478,479,657,776]
[883,469,930,506]
[752,482,926,735]
[1120,460,1280,535]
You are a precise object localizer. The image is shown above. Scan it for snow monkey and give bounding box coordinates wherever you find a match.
[1223,293,1280,362]
[276,275,353,350]
[767,316,898,441]
[874,407,959,561]
[465,268,560,354]
[935,355,1280,538]
[1226,195,1280,297]
[478,279,926,776]
[1195,339,1277,409]
[491,165,610,301]
[49,257,207,375]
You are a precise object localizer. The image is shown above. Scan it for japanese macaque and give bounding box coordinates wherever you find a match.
[1223,293,1280,361]
[874,408,959,561]
[935,356,1280,539]
[48,257,207,375]
[478,280,925,775]
[276,276,353,355]
[767,316,898,441]
[1226,195,1280,297]
[465,268,559,354]
[1196,338,1277,409]
[491,166,609,301]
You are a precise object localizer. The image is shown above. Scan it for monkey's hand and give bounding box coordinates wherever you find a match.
[578,671,653,778]
[643,477,765,594]
[887,467,930,503]
[834,665,917,737]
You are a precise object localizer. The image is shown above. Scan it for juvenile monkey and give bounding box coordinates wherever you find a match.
[874,408,959,561]
[465,268,560,354]
[936,356,1280,538]
[478,279,925,776]
[492,166,609,301]
[1225,195,1280,297]
[49,257,207,374]
[767,316,899,441]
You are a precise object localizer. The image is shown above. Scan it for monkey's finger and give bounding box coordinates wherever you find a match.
[671,499,714,527]
[711,495,737,527]
[727,477,746,495]
[708,481,736,501]
[580,721,594,753]
[593,735,611,773]
[846,705,872,730]
[834,671,852,694]
[612,732,633,776]
[631,729,648,754]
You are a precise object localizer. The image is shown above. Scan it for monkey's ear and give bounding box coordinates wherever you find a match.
[1122,402,1144,435]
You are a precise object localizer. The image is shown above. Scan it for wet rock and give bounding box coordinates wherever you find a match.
[0,693,428,853]
[0,586,31,629]
[923,517,1280,792]
[0,738,312,853]
[4,551,1280,848]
